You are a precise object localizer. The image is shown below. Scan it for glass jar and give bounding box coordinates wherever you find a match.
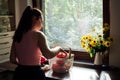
[49,54,74,73]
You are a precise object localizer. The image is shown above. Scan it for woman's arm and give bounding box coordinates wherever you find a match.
[33,31,61,59]
[10,41,18,64]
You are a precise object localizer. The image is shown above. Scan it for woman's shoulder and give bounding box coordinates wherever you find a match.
[32,30,46,38]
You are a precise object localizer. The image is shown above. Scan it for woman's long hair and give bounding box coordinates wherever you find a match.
[13,6,43,43]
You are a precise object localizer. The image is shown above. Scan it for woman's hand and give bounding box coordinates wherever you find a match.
[56,49,68,58]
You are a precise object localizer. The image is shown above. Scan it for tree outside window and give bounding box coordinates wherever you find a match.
[43,0,103,51]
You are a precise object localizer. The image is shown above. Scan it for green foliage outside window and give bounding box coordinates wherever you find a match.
[43,0,103,51]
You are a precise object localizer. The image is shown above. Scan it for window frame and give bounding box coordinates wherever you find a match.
[32,0,110,65]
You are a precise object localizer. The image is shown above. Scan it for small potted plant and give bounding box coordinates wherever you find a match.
[80,23,113,65]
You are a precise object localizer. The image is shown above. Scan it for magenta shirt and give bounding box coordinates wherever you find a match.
[15,30,46,65]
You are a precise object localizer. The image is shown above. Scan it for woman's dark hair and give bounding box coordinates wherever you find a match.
[13,6,43,43]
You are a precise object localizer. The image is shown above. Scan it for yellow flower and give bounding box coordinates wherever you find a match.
[103,23,110,31]
[82,44,86,48]
[103,27,109,32]
[81,36,87,40]
[87,35,92,41]
[107,37,113,42]
[84,46,91,52]
[92,27,96,31]
[90,38,97,47]
[104,41,111,47]
[98,34,102,37]
[98,40,104,45]
[80,23,113,57]
[104,23,109,27]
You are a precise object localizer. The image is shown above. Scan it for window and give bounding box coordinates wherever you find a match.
[32,0,110,64]
[43,0,103,51]
[0,0,15,32]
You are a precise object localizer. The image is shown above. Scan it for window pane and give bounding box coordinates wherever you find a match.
[43,0,103,51]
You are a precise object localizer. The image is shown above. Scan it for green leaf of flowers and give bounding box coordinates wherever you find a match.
[89,48,95,57]
[89,53,93,57]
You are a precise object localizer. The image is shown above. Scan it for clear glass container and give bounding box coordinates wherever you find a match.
[49,54,74,73]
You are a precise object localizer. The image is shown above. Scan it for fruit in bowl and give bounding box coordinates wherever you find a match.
[56,52,67,58]
[50,51,74,73]
[55,52,67,66]
[52,63,67,73]
[56,59,65,66]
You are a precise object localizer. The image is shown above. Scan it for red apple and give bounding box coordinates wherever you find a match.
[41,56,47,63]
[52,64,60,72]
[52,64,67,73]
[56,59,65,66]
[56,52,67,58]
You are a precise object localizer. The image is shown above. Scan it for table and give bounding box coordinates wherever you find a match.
[45,62,111,80]
[0,61,119,80]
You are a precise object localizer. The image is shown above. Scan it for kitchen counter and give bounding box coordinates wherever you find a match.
[45,62,120,80]
[0,61,120,80]
[45,62,104,80]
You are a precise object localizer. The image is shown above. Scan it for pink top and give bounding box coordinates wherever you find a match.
[15,30,46,65]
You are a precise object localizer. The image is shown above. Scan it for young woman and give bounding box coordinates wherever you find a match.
[10,6,65,80]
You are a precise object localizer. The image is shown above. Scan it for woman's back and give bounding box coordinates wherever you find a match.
[15,30,42,65]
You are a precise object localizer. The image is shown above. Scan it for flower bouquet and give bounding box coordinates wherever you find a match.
[80,23,113,57]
